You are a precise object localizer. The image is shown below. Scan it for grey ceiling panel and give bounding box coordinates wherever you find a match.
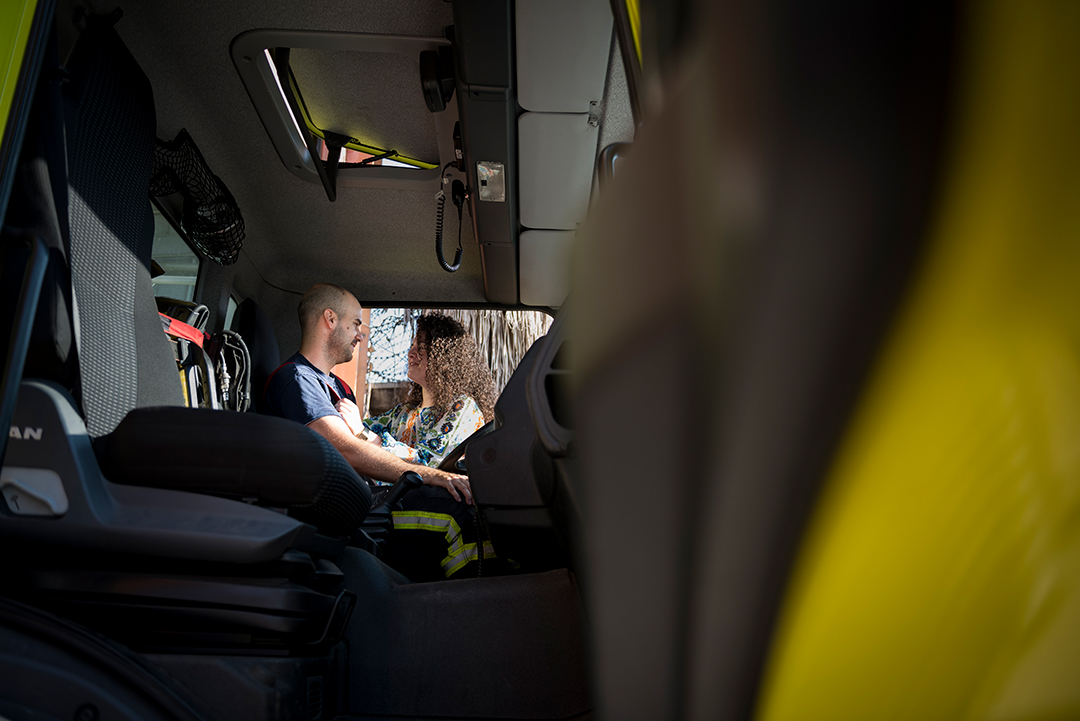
[289,48,439,164]
[519,230,572,307]
[516,0,613,113]
[519,112,598,230]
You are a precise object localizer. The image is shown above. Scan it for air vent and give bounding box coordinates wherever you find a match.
[306,676,324,721]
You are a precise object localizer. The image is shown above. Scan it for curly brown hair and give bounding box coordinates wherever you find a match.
[405,313,497,422]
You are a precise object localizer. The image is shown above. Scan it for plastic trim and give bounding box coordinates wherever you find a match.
[0,234,47,468]
[526,303,573,457]
[451,0,520,304]
[597,141,630,191]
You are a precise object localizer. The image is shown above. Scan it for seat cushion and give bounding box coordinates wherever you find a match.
[101,406,372,536]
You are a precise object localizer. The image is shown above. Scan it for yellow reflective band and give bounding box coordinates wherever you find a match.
[391,510,463,545]
[392,510,494,577]
[442,541,497,578]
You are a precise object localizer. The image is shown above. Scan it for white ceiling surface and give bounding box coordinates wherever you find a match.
[519,230,573,307]
[113,0,486,304]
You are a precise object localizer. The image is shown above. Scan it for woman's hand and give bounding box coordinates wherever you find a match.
[334,398,366,437]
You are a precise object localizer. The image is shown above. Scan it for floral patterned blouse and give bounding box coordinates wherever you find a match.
[363,394,485,467]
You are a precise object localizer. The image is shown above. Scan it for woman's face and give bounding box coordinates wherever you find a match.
[407,335,428,388]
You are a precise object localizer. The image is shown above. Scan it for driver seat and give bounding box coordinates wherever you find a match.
[0,13,370,653]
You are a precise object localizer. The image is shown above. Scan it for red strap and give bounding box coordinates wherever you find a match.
[333,374,353,398]
[159,313,206,348]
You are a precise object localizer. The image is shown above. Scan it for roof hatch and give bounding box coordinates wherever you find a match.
[231,30,456,198]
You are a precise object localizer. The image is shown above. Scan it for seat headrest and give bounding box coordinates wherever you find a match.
[235,298,280,412]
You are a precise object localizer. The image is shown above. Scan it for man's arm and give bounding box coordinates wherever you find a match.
[308,415,473,504]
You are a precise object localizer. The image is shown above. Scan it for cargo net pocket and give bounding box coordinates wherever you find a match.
[150,129,245,266]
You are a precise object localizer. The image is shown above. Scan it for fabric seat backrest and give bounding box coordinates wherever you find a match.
[63,16,184,438]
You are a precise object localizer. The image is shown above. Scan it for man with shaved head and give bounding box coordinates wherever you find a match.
[263,283,472,503]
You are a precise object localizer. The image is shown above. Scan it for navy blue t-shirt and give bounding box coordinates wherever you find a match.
[262,352,356,426]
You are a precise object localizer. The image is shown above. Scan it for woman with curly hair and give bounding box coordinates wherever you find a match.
[361,313,497,468]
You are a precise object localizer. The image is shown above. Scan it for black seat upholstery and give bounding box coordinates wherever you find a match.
[102,406,371,536]
[461,312,576,573]
[234,297,281,412]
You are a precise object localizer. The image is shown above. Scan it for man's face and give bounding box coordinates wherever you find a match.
[326,295,366,366]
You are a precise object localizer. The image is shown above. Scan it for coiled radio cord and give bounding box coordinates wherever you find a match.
[435,164,464,272]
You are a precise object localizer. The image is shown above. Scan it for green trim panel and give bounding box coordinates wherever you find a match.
[0,0,38,148]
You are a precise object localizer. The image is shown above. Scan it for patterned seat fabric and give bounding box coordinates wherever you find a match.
[64,17,185,438]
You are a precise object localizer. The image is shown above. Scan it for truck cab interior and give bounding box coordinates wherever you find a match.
[1,1,597,718]
[3,0,1080,720]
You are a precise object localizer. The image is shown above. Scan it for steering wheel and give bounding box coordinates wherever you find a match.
[438,421,494,473]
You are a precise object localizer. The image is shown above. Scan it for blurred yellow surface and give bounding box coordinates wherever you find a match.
[758,1,1080,719]
[0,0,38,149]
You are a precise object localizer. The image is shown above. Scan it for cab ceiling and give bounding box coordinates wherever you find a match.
[60,0,485,304]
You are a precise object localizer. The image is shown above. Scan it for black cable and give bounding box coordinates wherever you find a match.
[474,508,482,578]
[456,190,464,258]
[435,186,446,260]
[435,171,464,272]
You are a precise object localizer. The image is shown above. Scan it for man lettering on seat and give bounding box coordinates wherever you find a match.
[262,283,472,503]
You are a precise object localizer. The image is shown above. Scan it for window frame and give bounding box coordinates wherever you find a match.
[149,196,205,305]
